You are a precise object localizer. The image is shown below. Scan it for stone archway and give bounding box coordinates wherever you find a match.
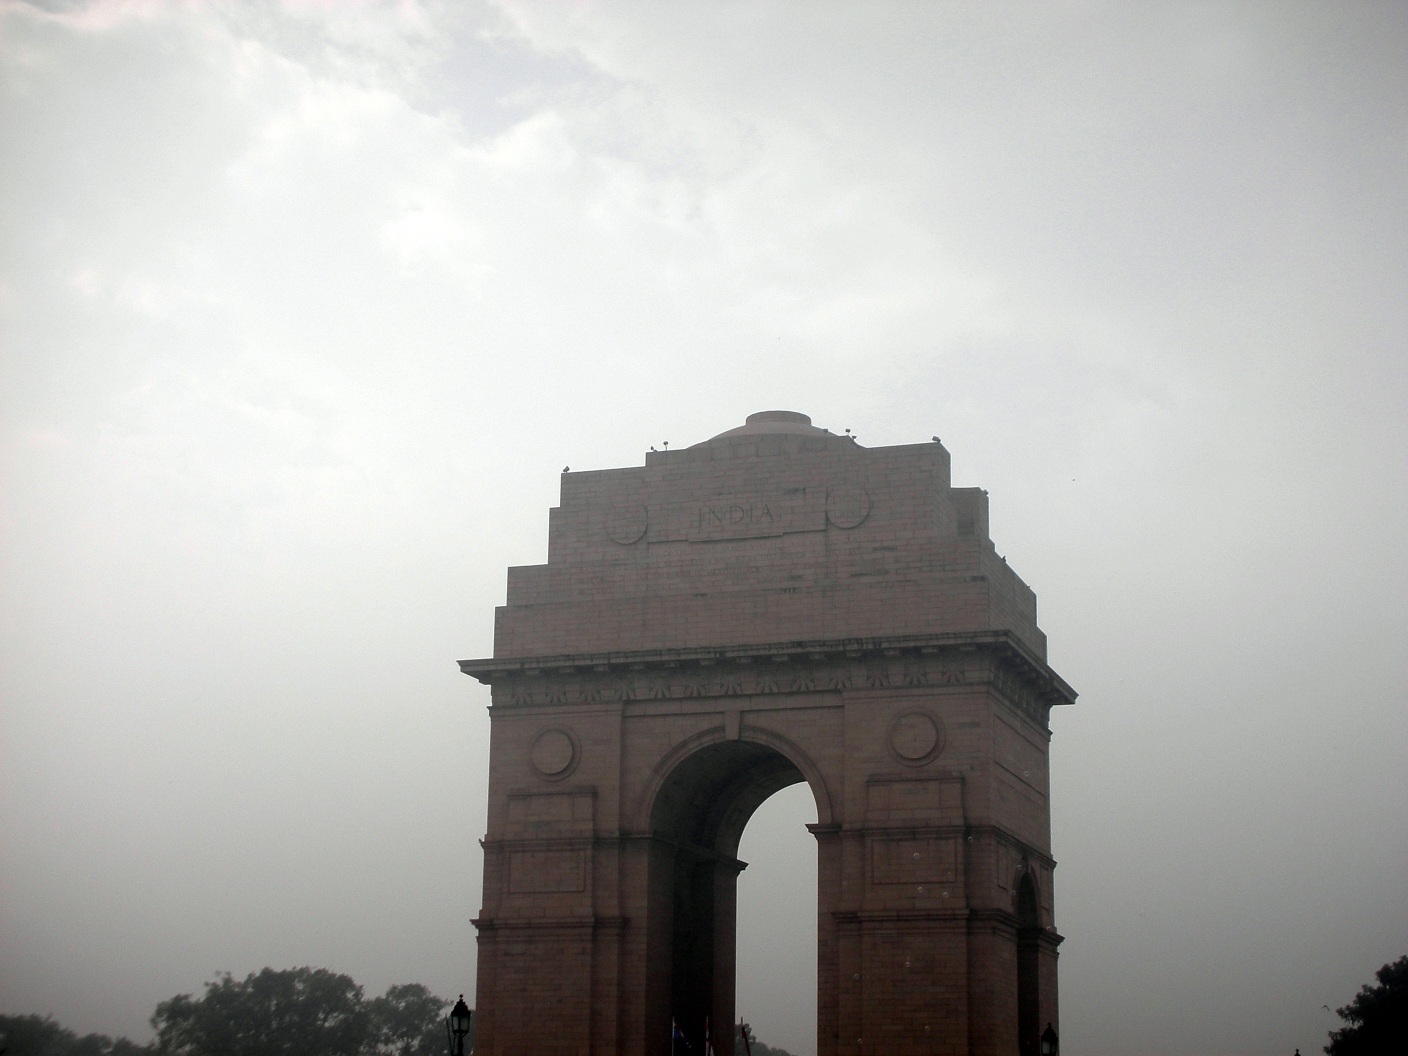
[460,412,1075,1056]
[644,738,817,1054]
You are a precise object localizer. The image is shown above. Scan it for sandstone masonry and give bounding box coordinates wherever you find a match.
[461,411,1074,1056]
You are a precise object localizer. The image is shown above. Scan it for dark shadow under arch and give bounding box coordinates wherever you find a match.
[1017,871,1041,1056]
[635,725,835,838]
[644,739,821,1056]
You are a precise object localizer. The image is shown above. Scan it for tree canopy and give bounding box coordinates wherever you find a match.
[152,967,368,1056]
[0,968,454,1056]
[365,984,455,1056]
[1325,954,1408,1056]
[148,968,452,1056]
[0,1015,150,1056]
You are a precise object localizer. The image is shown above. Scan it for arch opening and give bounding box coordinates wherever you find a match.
[737,782,818,1056]
[645,740,819,1056]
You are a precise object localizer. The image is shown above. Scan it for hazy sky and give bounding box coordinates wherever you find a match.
[2,2,1405,1054]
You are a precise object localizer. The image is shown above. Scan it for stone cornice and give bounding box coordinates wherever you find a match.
[459,630,1075,726]
[472,915,627,933]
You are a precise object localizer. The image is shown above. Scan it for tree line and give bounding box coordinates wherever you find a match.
[8,955,1398,1055]
[0,968,454,1056]
[0,967,795,1056]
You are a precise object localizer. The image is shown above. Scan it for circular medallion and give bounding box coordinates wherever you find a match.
[826,486,871,529]
[529,727,578,779]
[889,710,944,766]
[605,505,648,545]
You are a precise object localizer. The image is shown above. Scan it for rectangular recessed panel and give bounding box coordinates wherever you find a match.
[870,836,958,885]
[508,849,586,893]
[865,776,964,825]
[505,790,594,835]
[682,489,827,542]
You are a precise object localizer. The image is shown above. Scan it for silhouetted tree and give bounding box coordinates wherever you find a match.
[4,971,449,1056]
[147,968,450,1056]
[0,1014,150,1056]
[1325,954,1408,1055]
[152,967,369,1056]
[366,984,448,1056]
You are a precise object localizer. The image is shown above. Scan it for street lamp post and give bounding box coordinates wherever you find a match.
[447,994,472,1056]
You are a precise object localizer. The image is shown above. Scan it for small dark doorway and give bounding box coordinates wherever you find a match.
[1016,872,1041,1056]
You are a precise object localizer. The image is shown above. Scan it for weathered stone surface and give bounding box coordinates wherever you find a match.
[461,411,1073,1056]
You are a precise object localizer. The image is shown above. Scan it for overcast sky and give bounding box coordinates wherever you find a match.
[2,2,1405,1054]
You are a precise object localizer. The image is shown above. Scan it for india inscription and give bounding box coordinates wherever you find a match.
[605,479,873,545]
[690,497,781,539]
[461,410,1075,1056]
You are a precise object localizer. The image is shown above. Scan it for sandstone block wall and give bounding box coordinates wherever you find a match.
[462,412,1073,1056]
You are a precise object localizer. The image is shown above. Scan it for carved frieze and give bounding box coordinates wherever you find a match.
[465,634,1069,731]
[611,484,874,546]
[990,659,1058,728]
[486,658,960,709]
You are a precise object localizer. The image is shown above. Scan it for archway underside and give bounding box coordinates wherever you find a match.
[649,741,812,1055]
[651,740,808,856]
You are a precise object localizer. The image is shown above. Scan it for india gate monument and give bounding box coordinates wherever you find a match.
[459,411,1075,1056]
